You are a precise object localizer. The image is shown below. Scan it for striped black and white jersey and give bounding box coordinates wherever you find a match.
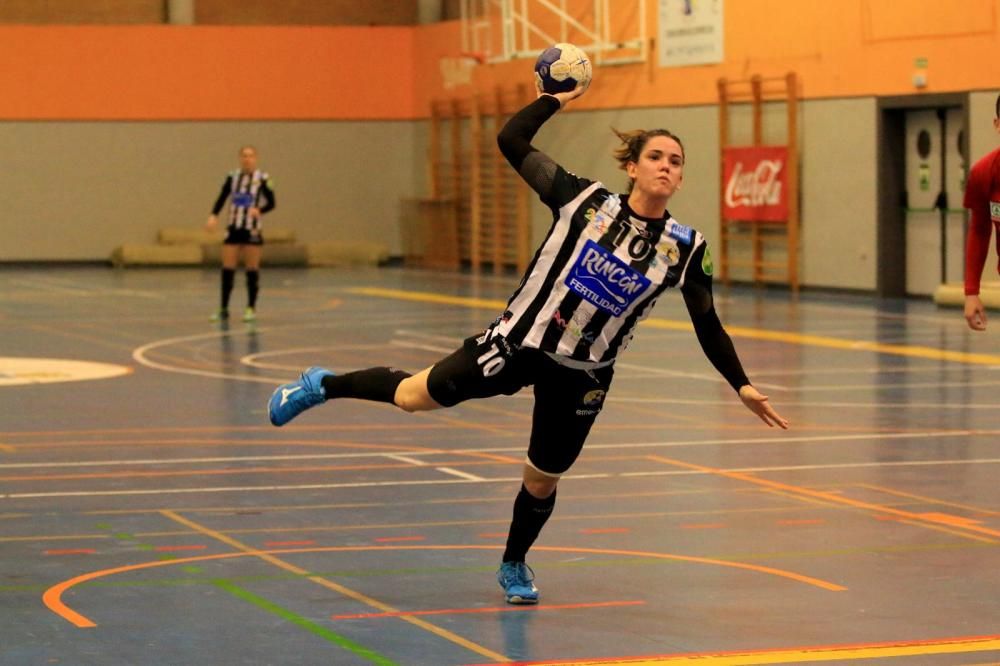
[491,173,708,364]
[211,169,276,232]
[494,95,748,390]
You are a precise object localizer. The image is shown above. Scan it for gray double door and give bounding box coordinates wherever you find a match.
[903,107,966,296]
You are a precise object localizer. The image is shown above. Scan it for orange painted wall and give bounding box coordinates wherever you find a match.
[2,1,999,120]
[425,0,1000,111]
[0,26,416,120]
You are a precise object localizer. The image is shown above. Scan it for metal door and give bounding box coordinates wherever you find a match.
[903,108,966,296]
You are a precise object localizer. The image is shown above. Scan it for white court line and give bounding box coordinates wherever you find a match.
[3,430,997,470]
[788,379,1000,391]
[752,365,972,378]
[133,329,292,384]
[567,394,1000,410]
[436,467,485,481]
[5,455,1000,499]
[241,344,395,370]
[0,451,442,470]
[132,315,478,383]
[384,454,428,466]
[621,458,1000,476]
[450,429,1000,455]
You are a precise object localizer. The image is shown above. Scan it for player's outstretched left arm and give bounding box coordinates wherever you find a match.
[681,245,789,430]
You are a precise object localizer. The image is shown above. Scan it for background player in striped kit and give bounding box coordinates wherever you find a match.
[206,145,276,322]
[267,81,788,604]
[963,93,1000,331]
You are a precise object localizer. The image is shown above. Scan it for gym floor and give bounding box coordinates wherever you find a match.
[1,266,998,666]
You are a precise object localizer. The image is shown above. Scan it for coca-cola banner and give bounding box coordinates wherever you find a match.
[722,146,789,222]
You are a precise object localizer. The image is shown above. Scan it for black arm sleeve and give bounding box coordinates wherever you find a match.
[258,179,276,214]
[681,245,750,392]
[211,177,231,215]
[497,95,562,199]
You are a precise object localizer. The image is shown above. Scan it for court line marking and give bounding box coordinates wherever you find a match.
[6,456,1000,500]
[332,599,645,620]
[463,635,1000,664]
[383,454,427,466]
[436,467,486,481]
[42,543,845,630]
[158,511,511,663]
[0,459,516,483]
[645,455,1000,541]
[348,287,1000,366]
[857,483,999,516]
[4,429,994,469]
[213,579,398,665]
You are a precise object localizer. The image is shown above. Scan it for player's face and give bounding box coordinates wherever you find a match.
[994,115,1000,134]
[239,148,258,172]
[627,136,684,200]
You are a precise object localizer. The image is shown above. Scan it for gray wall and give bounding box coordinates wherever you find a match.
[800,98,878,290]
[0,120,419,261]
[2,91,996,293]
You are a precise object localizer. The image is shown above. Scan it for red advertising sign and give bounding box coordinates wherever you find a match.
[722,146,789,221]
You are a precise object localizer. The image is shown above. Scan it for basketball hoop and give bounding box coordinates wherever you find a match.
[439,52,485,90]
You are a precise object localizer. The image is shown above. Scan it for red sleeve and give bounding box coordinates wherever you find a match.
[963,156,995,295]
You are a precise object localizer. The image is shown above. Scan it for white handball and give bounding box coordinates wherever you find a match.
[534,42,592,94]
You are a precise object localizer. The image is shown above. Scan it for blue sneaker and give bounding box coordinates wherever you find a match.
[268,367,334,426]
[497,561,538,604]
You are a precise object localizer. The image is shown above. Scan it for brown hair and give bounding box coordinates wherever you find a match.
[995,93,999,119]
[612,128,685,192]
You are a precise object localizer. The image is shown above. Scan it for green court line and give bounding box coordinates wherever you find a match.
[348,286,1000,366]
[212,579,398,666]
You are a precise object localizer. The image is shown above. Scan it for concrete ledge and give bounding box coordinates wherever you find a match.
[933,281,1000,308]
[306,240,389,267]
[110,244,203,267]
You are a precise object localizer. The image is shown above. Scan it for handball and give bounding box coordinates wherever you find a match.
[534,42,592,94]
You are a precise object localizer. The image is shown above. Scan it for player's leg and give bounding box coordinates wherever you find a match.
[268,333,528,426]
[212,242,240,321]
[497,361,614,604]
[242,244,262,321]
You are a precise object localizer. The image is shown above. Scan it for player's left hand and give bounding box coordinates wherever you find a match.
[738,384,789,429]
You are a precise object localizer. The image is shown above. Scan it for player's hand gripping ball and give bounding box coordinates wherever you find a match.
[534,43,592,94]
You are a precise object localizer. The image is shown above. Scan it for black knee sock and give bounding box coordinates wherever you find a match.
[246,270,259,308]
[221,268,235,309]
[502,484,556,563]
[320,367,412,404]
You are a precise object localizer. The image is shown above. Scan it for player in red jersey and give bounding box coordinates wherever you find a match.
[963,94,1000,331]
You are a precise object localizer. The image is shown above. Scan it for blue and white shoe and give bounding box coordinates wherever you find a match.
[268,366,334,426]
[497,561,539,604]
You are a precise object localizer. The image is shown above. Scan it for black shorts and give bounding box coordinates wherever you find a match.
[427,333,614,475]
[224,227,263,245]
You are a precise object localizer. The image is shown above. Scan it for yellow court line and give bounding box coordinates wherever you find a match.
[158,510,511,663]
[513,636,1000,664]
[646,455,1000,542]
[348,287,1000,366]
[0,443,15,452]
